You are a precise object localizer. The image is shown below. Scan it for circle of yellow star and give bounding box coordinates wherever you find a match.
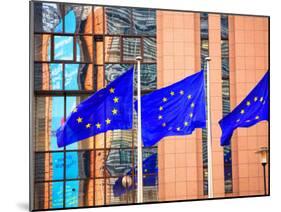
[77,117,82,123]
[96,122,101,129]
[255,116,260,120]
[260,97,264,102]
[105,118,111,125]
[162,122,166,127]
[176,127,181,131]
[162,97,167,102]
[254,97,258,102]
[158,115,163,120]
[112,108,118,115]
[73,108,77,112]
[170,91,175,96]
[86,123,91,128]
[113,97,119,103]
[246,101,251,106]
[159,106,163,111]
[236,119,240,123]
[109,87,115,93]
[240,109,245,114]
[191,102,195,108]
[189,113,193,118]
[187,94,192,99]
[184,121,189,126]
[180,90,184,95]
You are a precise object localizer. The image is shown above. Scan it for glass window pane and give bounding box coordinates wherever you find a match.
[95,40,104,65]
[221,15,229,39]
[105,36,121,63]
[35,96,64,151]
[106,130,133,149]
[140,64,157,91]
[105,7,131,35]
[95,179,105,205]
[76,36,93,62]
[65,5,92,34]
[34,63,63,90]
[35,152,64,181]
[200,13,209,39]
[123,38,141,61]
[34,34,51,62]
[34,2,63,33]
[221,40,229,58]
[54,36,74,61]
[106,149,133,177]
[66,151,94,179]
[95,150,107,178]
[132,8,156,35]
[94,7,104,34]
[65,180,94,207]
[143,37,156,62]
[34,182,64,210]
[105,64,131,85]
[65,64,93,90]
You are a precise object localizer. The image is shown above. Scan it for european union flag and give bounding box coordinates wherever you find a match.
[56,66,134,147]
[113,153,158,197]
[219,71,269,146]
[136,70,206,147]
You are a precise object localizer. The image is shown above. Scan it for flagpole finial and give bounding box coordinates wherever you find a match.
[205,57,211,61]
[136,56,142,61]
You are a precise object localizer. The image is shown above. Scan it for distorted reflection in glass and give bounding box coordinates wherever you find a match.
[143,37,156,62]
[54,36,74,61]
[105,36,121,63]
[132,8,156,35]
[123,38,141,61]
[105,7,131,34]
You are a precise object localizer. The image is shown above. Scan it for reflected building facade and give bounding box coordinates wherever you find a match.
[31,1,269,210]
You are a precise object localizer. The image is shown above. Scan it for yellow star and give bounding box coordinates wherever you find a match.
[170,91,175,96]
[73,108,77,112]
[159,106,163,111]
[184,121,189,126]
[105,118,111,125]
[162,122,166,127]
[77,117,82,123]
[189,113,193,118]
[176,127,181,131]
[254,96,258,102]
[113,97,119,103]
[86,123,91,128]
[246,101,251,106]
[191,102,195,108]
[187,94,192,99]
[236,119,240,123]
[180,90,184,95]
[240,109,245,114]
[96,122,101,129]
[260,97,264,102]
[246,120,251,123]
[109,87,115,93]
[255,116,260,120]
[112,108,118,115]
[162,97,167,102]
[158,115,163,120]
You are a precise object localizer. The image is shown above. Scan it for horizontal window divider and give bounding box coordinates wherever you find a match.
[34,61,93,64]
[34,90,95,96]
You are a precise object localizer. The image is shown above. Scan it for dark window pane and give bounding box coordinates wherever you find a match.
[65,64,93,90]
[140,64,157,91]
[66,151,94,179]
[34,2,63,33]
[65,180,94,207]
[123,38,141,61]
[143,37,156,62]
[34,34,51,62]
[132,8,156,35]
[106,149,133,176]
[221,15,229,39]
[200,13,209,39]
[54,36,74,61]
[76,36,93,62]
[105,7,131,35]
[35,97,64,151]
[65,5,92,34]
[221,40,229,58]
[105,36,121,62]
[34,182,64,210]
[34,63,63,90]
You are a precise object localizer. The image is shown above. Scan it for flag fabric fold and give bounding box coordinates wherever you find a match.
[56,66,134,147]
[113,153,158,197]
[219,71,269,146]
[135,70,206,147]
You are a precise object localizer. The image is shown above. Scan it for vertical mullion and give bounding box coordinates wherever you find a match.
[63,93,66,208]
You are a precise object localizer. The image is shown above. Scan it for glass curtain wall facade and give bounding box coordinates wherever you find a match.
[32,2,157,210]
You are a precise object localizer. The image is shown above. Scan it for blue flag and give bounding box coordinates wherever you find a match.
[135,70,206,147]
[219,71,269,146]
[113,153,158,197]
[56,66,134,147]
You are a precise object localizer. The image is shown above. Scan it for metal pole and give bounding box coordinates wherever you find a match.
[262,163,267,195]
[136,56,143,203]
[205,57,214,198]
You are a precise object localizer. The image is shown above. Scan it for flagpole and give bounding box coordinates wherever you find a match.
[205,57,214,198]
[136,56,143,203]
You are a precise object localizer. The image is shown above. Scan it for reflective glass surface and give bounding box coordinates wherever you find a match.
[123,38,141,61]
